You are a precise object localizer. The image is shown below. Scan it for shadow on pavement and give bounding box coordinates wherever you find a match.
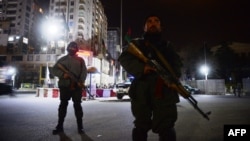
[80,133,94,141]
[58,132,73,141]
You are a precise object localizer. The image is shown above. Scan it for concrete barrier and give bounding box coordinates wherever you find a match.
[36,88,60,98]
[82,88,116,100]
[36,88,116,99]
[52,88,60,98]
[95,89,116,97]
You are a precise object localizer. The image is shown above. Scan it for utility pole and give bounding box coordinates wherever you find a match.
[119,0,123,83]
[204,41,207,80]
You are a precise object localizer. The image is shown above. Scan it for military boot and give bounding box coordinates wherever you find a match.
[77,119,85,134]
[132,128,148,141]
[159,128,176,141]
[52,125,64,135]
[52,117,64,135]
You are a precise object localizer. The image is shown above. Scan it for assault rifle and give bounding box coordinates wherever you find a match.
[126,42,211,120]
[57,63,85,89]
[57,64,92,98]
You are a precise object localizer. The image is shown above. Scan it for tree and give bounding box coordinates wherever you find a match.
[180,42,215,80]
[214,42,239,83]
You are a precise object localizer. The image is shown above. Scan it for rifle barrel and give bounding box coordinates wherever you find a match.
[187,96,211,120]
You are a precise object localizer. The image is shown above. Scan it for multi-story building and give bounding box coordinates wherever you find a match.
[107,27,121,83]
[48,0,107,54]
[0,0,47,88]
[0,0,121,89]
[0,0,38,54]
[48,0,116,88]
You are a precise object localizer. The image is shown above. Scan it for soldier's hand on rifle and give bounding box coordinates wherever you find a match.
[63,73,70,79]
[168,83,178,91]
[77,82,85,88]
[144,65,156,74]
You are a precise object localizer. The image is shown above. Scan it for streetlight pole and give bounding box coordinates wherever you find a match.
[120,0,123,50]
[204,41,207,80]
[200,65,208,94]
[203,42,207,93]
[119,0,123,83]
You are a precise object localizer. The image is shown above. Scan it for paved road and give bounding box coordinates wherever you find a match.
[0,93,250,141]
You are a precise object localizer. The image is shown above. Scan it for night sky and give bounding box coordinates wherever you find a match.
[101,0,250,47]
[38,0,250,48]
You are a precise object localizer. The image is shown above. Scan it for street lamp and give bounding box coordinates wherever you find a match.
[200,65,209,80]
[200,65,209,94]
[41,18,61,87]
[42,18,61,40]
[119,0,123,83]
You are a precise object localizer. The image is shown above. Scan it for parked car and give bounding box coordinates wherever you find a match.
[183,84,200,94]
[113,82,131,99]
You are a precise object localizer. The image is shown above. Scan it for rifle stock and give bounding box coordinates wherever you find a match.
[126,42,211,120]
[127,42,149,63]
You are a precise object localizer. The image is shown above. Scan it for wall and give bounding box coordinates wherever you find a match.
[242,78,250,96]
[185,79,226,95]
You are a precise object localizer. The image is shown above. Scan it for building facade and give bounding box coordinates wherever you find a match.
[48,0,116,88]
[0,0,38,54]
[107,27,121,83]
[0,0,121,89]
[0,0,47,88]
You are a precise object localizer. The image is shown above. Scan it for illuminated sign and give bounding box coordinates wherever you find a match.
[8,36,14,41]
[77,50,92,57]
[23,37,28,44]
[77,50,93,66]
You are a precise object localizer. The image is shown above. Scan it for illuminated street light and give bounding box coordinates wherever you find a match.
[42,18,62,40]
[47,24,59,37]
[6,66,16,75]
[41,17,67,55]
[200,65,209,80]
[200,65,209,94]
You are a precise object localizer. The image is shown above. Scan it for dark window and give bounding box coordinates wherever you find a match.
[11,56,23,61]
[25,12,30,17]
[0,56,7,64]
[26,6,31,12]
[28,55,33,61]
[41,66,54,78]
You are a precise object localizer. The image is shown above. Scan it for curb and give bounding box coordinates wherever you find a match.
[13,90,36,94]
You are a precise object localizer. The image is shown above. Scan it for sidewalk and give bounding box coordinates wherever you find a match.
[13,88,36,94]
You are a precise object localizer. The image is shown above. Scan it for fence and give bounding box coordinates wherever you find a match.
[184,79,225,95]
[243,78,250,96]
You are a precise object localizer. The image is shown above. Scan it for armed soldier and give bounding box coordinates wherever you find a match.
[52,41,87,134]
[119,15,183,141]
